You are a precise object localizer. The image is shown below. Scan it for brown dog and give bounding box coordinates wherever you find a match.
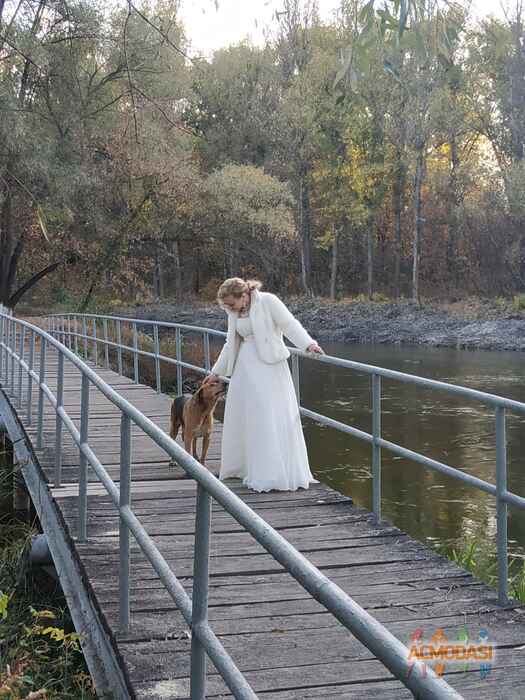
[170,378,225,465]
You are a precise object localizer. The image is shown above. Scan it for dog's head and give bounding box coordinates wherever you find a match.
[196,378,226,405]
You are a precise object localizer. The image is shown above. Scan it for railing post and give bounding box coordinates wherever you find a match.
[67,315,72,349]
[176,327,182,395]
[82,316,88,359]
[372,373,382,523]
[93,319,98,366]
[132,323,139,384]
[103,318,109,368]
[54,352,64,487]
[10,319,16,396]
[190,484,212,699]
[496,406,508,604]
[153,325,161,393]
[119,413,131,633]
[3,315,8,382]
[26,329,35,425]
[117,320,123,375]
[74,315,79,356]
[203,332,210,373]
[36,338,46,450]
[78,373,90,542]
[17,324,25,407]
[3,314,8,383]
[3,315,9,384]
[4,315,9,382]
[0,313,4,381]
[291,353,300,405]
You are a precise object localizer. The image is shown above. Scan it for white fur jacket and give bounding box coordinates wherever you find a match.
[211,290,315,377]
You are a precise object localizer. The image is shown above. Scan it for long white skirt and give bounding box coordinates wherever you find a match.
[219,337,318,492]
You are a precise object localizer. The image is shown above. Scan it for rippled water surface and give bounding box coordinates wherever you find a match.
[300,343,525,557]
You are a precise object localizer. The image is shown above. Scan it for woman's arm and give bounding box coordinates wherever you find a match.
[266,294,322,352]
[210,342,228,377]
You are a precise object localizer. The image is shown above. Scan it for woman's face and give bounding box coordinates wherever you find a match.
[221,292,248,313]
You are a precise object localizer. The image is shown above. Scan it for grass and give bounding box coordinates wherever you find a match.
[437,537,525,604]
[0,444,97,699]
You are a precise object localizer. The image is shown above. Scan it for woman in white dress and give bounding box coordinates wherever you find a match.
[203,278,324,492]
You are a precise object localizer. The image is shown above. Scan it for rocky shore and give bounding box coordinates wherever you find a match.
[121,297,525,353]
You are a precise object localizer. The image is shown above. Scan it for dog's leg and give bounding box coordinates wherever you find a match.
[184,433,193,457]
[170,420,180,441]
[192,437,199,460]
[169,417,180,468]
[201,434,210,466]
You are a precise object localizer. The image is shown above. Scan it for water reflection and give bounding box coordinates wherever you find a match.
[301,343,525,558]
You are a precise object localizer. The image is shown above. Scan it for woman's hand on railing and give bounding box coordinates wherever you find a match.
[307,342,324,355]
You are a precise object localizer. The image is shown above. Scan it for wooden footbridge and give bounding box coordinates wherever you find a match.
[1,309,525,699]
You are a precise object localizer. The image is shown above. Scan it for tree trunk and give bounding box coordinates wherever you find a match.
[299,173,313,296]
[79,280,96,313]
[510,11,525,163]
[330,225,338,300]
[509,9,525,286]
[0,186,15,304]
[446,134,461,291]
[153,246,164,298]
[153,252,160,297]
[392,148,406,298]
[0,0,47,306]
[223,239,234,278]
[412,145,426,304]
[173,238,182,297]
[194,248,201,294]
[9,255,79,308]
[367,223,373,300]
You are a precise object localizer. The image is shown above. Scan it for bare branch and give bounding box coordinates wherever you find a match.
[132,84,199,138]
[87,91,129,118]
[124,1,140,144]
[128,1,202,70]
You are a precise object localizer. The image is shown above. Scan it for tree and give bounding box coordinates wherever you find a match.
[201,164,295,287]
[466,4,525,289]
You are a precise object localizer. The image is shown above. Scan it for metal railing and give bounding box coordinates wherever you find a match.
[0,309,462,699]
[47,311,525,609]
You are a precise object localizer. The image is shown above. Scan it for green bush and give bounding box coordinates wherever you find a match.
[512,294,525,310]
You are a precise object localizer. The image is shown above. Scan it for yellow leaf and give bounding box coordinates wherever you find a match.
[32,609,56,620]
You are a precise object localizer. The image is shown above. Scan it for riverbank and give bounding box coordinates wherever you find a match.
[118,296,525,352]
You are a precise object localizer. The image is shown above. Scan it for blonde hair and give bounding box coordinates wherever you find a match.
[217,277,262,307]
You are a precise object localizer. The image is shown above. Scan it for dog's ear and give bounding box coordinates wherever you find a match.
[195,384,206,405]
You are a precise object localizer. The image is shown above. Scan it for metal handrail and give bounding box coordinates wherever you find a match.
[47,311,525,608]
[0,311,462,699]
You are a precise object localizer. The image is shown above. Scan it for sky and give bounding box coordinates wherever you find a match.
[179,0,508,57]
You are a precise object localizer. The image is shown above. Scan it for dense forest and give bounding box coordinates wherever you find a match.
[1,0,525,309]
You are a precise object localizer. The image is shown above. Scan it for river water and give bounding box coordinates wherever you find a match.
[300,343,525,560]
